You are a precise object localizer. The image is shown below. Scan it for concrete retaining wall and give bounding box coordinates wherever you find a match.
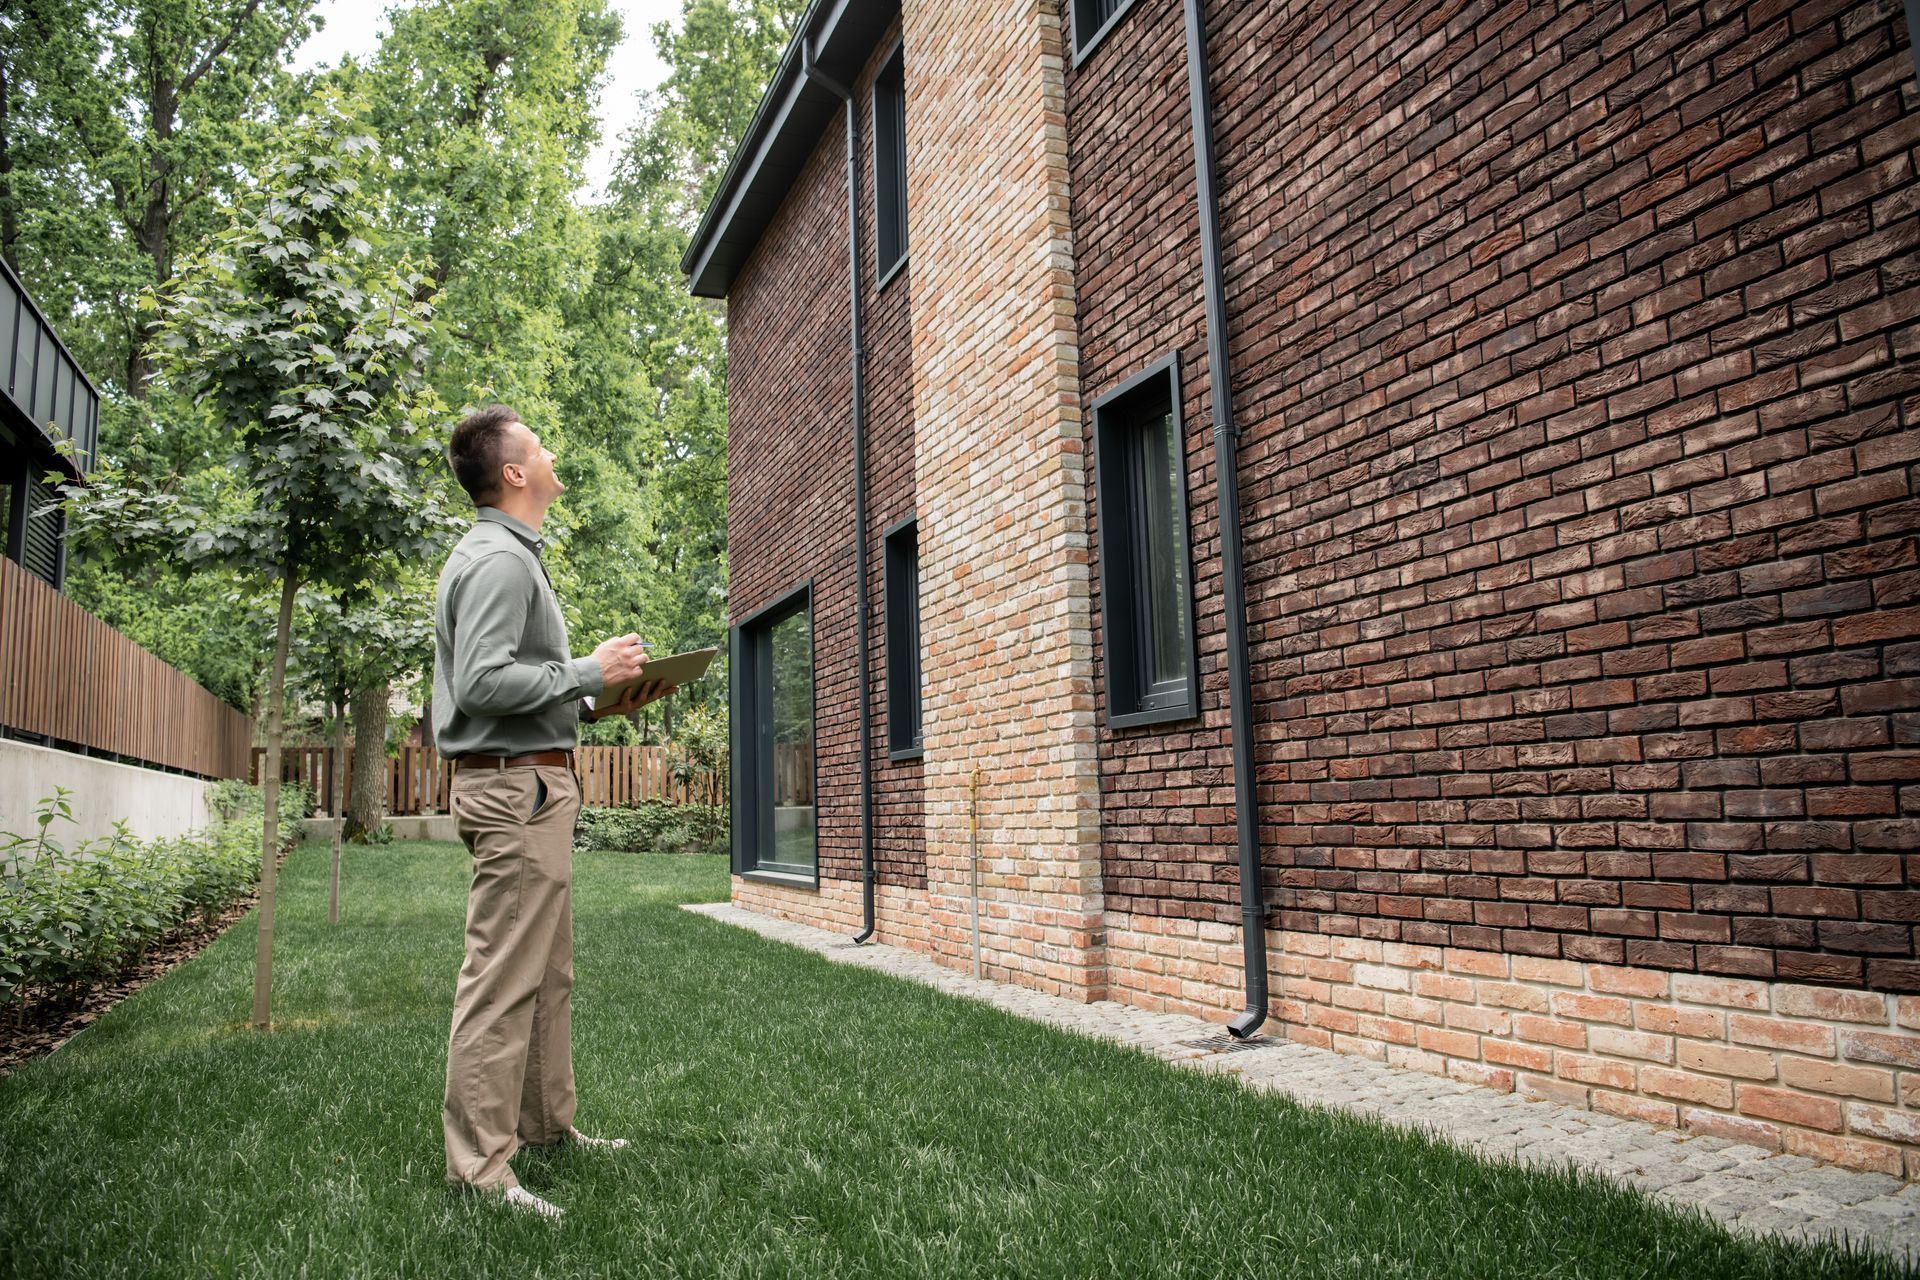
[0,739,217,846]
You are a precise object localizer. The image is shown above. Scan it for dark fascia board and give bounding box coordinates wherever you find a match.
[681,0,900,298]
[0,402,84,483]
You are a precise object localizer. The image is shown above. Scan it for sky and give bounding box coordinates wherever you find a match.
[289,0,684,200]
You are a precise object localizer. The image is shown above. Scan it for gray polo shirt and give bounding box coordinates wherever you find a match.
[431,508,604,757]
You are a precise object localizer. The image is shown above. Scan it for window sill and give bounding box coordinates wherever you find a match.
[738,867,819,890]
[876,252,907,293]
[888,744,924,762]
[1107,701,1197,731]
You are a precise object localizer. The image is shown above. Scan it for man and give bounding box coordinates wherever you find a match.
[433,403,671,1219]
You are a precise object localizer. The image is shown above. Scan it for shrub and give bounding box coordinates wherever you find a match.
[0,781,310,1007]
[573,801,728,856]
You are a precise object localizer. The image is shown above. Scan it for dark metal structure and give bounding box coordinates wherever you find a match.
[0,256,97,591]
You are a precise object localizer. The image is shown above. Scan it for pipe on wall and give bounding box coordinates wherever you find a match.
[1181,0,1270,1039]
[801,39,879,945]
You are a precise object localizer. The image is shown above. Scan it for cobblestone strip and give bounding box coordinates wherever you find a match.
[684,903,1920,1260]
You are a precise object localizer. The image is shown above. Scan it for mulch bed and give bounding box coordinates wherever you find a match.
[0,892,257,1077]
[0,842,296,1078]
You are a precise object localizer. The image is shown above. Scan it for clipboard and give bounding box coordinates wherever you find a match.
[601,645,719,703]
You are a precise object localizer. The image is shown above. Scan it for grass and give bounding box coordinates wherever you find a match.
[0,838,1909,1279]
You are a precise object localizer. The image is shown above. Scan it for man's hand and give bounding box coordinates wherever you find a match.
[591,680,678,720]
[591,633,649,686]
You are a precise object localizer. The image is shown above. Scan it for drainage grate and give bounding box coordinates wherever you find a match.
[1179,1034,1272,1053]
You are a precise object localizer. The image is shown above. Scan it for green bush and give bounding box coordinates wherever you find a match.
[573,801,727,856]
[0,781,310,1007]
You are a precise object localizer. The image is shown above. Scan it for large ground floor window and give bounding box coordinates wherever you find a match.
[730,583,817,883]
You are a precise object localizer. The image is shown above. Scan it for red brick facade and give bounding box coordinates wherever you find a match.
[1070,0,1920,991]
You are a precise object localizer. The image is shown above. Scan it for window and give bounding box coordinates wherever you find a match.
[730,584,817,883]
[884,517,922,758]
[1092,355,1197,728]
[1071,0,1142,65]
[873,42,908,286]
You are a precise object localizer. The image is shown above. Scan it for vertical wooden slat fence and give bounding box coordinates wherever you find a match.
[0,554,253,777]
[252,744,724,814]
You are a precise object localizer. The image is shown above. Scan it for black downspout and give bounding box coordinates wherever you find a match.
[802,39,878,945]
[1182,0,1268,1038]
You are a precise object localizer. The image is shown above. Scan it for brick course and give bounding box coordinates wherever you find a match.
[1107,913,1920,1174]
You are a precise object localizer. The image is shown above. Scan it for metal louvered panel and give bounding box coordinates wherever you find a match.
[0,278,17,398]
[21,474,61,587]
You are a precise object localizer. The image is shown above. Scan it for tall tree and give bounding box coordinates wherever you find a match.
[348,0,618,412]
[9,0,318,401]
[65,105,455,1027]
[320,0,631,752]
[560,0,804,718]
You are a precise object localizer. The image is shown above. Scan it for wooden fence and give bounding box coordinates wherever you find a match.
[0,554,253,778]
[255,744,726,815]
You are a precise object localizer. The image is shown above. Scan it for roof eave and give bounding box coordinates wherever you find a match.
[681,0,899,299]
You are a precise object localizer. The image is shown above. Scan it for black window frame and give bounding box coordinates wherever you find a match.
[729,580,820,888]
[872,40,908,290]
[1091,353,1199,730]
[884,515,923,760]
[1070,0,1144,67]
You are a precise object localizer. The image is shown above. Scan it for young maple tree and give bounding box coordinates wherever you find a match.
[66,104,456,1028]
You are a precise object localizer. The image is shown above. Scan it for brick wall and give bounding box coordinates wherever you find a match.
[1106,910,1920,1176]
[1069,0,1920,990]
[902,0,1108,997]
[1063,0,1233,924]
[859,21,928,889]
[726,23,925,893]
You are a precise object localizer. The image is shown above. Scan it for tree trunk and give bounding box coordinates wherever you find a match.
[345,680,389,839]
[252,569,298,1030]
[328,695,346,924]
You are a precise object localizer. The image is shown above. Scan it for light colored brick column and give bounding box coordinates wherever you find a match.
[902,0,1104,999]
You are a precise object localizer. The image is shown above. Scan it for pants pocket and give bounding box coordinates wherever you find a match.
[531,775,549,819]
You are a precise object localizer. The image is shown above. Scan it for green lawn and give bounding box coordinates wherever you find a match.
[0,839,1908,1278]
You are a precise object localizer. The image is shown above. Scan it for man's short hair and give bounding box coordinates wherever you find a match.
[448,405,524,506]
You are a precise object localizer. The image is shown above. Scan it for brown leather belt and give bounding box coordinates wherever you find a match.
[455,750,576,771]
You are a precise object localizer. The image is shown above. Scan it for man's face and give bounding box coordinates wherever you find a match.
[501,419,564,504]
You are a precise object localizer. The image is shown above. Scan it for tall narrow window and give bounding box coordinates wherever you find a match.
[1092,355,1197,728]
[885,517,922,758]
[873,43,908,286]
[730,585,817,882]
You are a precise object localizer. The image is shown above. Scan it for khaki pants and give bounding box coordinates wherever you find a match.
[443,764,582,1189]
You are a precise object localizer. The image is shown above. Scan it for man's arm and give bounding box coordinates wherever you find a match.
[448,553,603,717]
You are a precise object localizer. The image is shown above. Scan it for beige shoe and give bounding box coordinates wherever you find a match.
[503,1185,565,1219]
[566,1126,628,1150]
